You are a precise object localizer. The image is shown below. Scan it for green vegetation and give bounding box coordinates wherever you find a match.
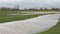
[0,11,45,23]
[0,6,60,11]
[0,11,60,34]
[37,19,60,34]
[0,11,59,23]
[0,14,42,23]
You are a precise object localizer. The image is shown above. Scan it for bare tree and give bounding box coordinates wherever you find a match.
[51,8,60,10]
[44,8,47,10]
[40,8,43,10]
[1,7,11,11]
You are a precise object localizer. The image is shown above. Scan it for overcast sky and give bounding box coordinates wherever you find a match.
[0,0,60,8]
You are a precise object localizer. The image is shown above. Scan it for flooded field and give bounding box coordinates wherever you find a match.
[0,14,60,34]
[7,12,60,15]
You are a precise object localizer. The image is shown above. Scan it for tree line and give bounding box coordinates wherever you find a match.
[0,6,60,11]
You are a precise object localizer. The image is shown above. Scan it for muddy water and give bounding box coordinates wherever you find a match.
[0,14,60,34]
[8,12,60,15]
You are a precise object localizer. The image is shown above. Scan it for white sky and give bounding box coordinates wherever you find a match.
[0,0,60,8]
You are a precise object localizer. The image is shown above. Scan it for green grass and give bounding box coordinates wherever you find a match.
[0,11,37,23]
[0,14,43,23]
[0,11,59,23]
[0,11,49,23]
[37,19,60,34]
[0,11,60,34]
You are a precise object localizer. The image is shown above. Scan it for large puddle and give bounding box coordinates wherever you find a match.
[0,14,60,34]
[7,12,60,15]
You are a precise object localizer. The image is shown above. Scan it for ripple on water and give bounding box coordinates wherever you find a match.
[0,14,60,34]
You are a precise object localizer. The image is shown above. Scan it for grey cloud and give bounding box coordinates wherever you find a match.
[0,0,60,8]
